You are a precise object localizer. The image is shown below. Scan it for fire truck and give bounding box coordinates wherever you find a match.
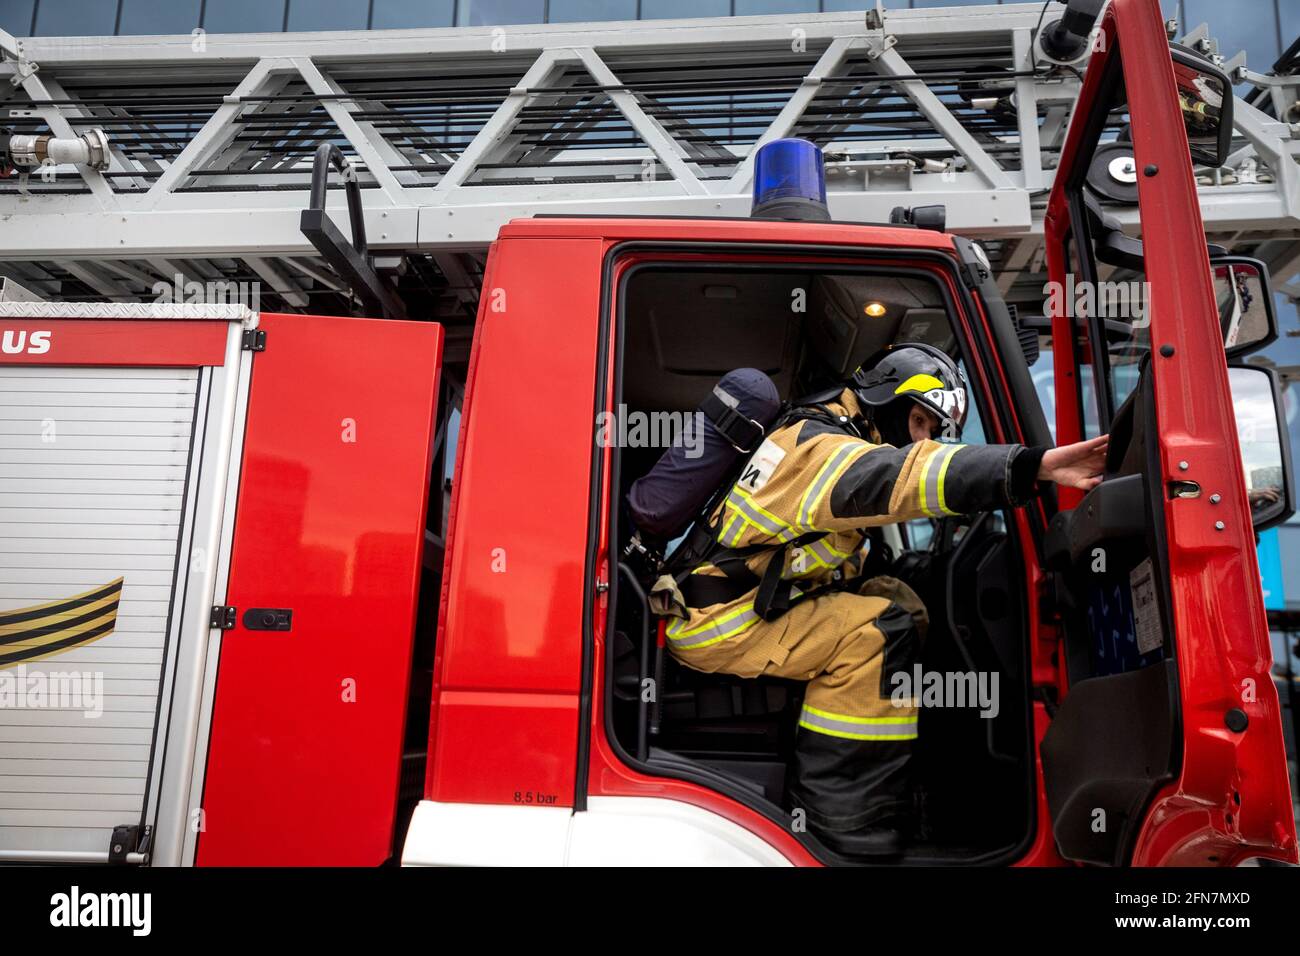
[0,0,1295,867]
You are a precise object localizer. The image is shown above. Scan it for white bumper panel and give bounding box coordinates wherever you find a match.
[402,801,573,866]
[402,796,793,867]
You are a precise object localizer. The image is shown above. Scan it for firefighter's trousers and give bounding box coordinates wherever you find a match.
[669,575,928,833]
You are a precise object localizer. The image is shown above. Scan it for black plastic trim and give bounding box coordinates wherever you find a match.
[1043,473,1148,569]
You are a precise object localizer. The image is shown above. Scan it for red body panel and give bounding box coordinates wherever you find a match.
[1045,0,1297,865]
[0,319,228,367]
[424,238,605,808]
[198,312,442,866]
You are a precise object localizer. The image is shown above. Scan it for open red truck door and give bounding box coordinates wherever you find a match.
[0,303,441,866]
[1040,0,1296,865]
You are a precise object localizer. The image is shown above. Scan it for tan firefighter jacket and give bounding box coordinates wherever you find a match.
[654,388,1041,650]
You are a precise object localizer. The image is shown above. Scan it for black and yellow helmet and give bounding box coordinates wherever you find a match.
[852,343,968,446]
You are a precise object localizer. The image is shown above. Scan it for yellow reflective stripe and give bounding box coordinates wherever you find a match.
[801,705,914,725]
[797,721,919,742]
[798,705,918,741]
[935,444,966,516]
[802,443,871,530]
[665,602,760,649]
[785,537,853,579]
[798,446,844,530]
[668,602,752,638]
[917,447,936,517]
[718,511,742,547]
[785,546,830,578]
[894,373,944,396]
[813,537,854,559]
[726,488,797,543]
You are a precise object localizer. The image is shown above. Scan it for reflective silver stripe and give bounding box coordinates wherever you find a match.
[719,511,743,547]
[725,488,797,543]
[713,384,739,408]
[798,441,861,530]
[665,603,760,649]
[785,535,852,579]
[798,707,918,740]
[923,444,962,517]
[807,536,850,567]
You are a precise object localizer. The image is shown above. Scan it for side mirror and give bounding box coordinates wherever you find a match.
[1212,256,1277,359]
[1169,45,1233,169]
[1228,365,1294,532]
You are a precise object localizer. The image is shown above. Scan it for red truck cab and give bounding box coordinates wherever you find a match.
[0,0,1289,869]
[406,0,1297,866]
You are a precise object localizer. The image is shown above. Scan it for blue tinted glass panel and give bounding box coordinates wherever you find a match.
[458,0,544,26]
[204,0,287,31]
[33,0,119,35]
[119,0,202,34]
[372,0,456,27]
[640,0,729,17]
[286,0,369,30]
[548,0,636,22]
[734,0,816,13]
[0,0,35,35]
[1183,0,1280,68]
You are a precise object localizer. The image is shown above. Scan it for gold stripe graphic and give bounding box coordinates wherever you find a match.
[0,577,124,670]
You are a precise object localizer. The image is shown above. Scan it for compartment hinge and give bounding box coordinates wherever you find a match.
[108,824,152,865]
[242,328,267,352]
[210,605,236,629]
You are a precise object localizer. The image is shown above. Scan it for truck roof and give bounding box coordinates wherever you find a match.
[0,302,256,322]
[498,216,961,252]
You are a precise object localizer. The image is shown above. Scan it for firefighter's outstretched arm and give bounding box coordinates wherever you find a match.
[808,433,1107,531]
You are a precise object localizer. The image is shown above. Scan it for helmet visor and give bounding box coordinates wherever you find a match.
[918,385,967,428]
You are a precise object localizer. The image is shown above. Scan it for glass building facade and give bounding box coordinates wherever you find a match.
[0,0,1292,73]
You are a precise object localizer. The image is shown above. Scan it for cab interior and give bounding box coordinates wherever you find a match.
[606,262,1038,865]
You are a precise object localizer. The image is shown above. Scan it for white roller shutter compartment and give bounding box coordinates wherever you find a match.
[0,365,201,860]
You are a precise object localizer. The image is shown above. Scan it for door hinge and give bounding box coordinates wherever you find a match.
[242,328,267,352]
[210,605,236,629]
[108,824,151,865]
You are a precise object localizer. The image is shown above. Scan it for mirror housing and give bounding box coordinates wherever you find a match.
[1228,364,1295,532]
[1211,256,1277,359]
[1169,44,1234,169]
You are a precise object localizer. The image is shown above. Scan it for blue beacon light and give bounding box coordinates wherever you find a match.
[750,138,831,222]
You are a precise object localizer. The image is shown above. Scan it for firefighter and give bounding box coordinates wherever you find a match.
[657,344,1108,858]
